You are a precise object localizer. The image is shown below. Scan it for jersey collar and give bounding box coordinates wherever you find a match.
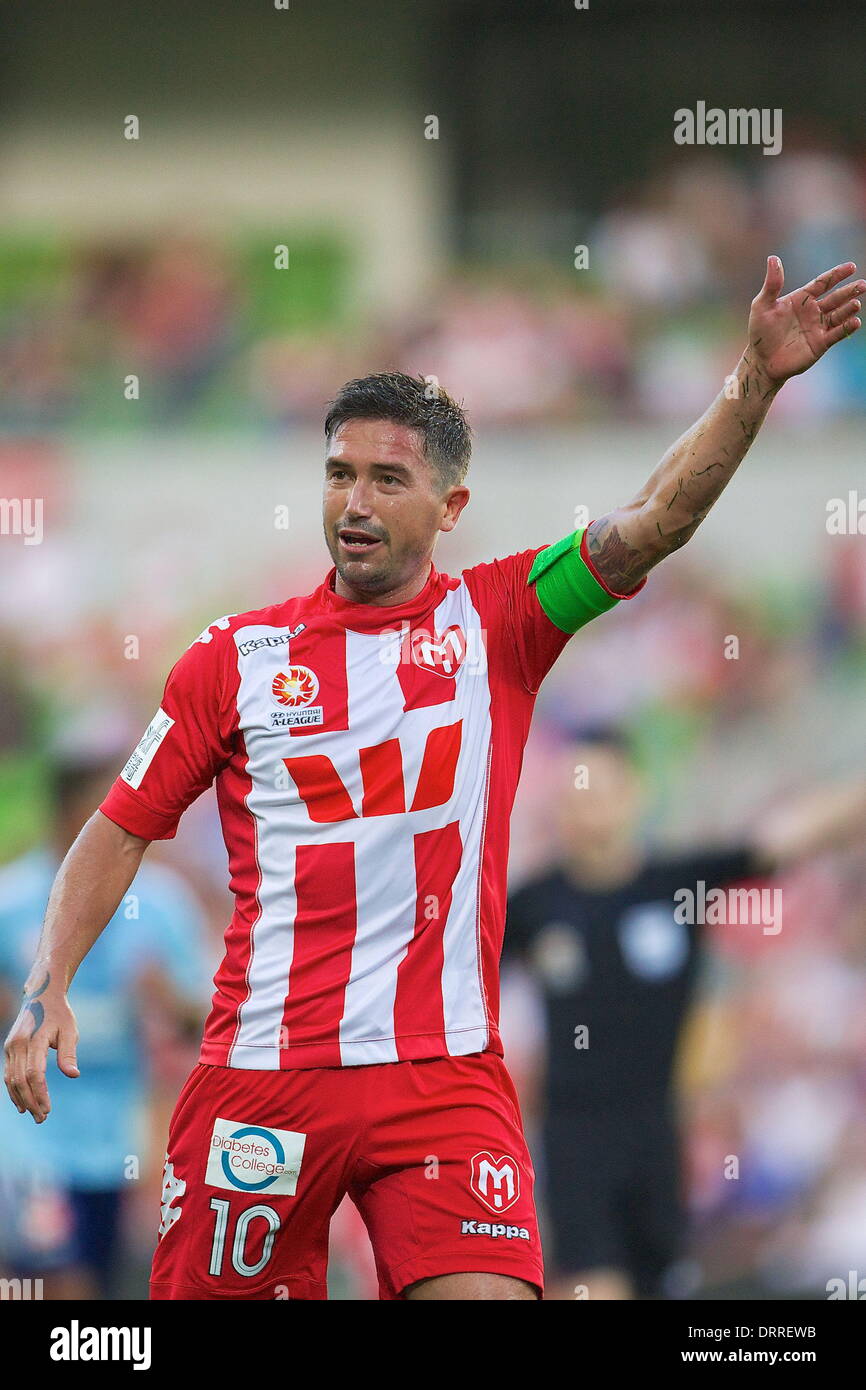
[316,561,453,631]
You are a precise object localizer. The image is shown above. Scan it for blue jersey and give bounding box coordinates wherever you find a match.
[0,848,212,1189]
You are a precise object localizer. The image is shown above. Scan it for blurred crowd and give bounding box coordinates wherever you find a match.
[3,141,866,434]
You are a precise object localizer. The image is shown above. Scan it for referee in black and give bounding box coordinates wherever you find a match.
[505,726,866,1300]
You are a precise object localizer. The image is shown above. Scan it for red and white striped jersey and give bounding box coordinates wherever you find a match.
[101,549,601,1069]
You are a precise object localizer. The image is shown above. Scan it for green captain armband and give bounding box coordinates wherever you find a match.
[528,527,646,634]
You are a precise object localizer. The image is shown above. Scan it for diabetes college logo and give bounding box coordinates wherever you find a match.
[205,1117,306,1196]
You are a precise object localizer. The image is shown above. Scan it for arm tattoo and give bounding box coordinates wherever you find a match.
[586,348,779,590]
[586,517,648,593]
[21,971,50,1035]
[588,505,710,592]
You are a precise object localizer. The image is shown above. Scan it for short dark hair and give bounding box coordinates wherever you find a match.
[50,754,120,817]
[562,722,636,762]
[324,371,471,489]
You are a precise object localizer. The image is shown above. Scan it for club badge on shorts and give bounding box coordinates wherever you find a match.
[470,1151,521,1214]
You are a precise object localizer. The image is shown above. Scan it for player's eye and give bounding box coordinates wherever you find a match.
[380,474,401,486]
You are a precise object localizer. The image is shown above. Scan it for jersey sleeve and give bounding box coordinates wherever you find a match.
[99,624,238,841]
[463,526,646,696]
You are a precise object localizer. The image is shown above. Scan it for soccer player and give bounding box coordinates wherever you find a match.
[505,727,866,1302]
[0,745,210,1299]
[4,257,863,1301]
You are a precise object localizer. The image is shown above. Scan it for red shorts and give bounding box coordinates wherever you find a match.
[151,1053,543,1300]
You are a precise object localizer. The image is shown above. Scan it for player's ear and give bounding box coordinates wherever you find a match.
[440,486,470,534]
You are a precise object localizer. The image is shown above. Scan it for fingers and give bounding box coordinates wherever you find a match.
[824,314,862,348]
[4,998,80,1121]
[3,1041,25,1114]
[4,1033,51,1122]
[756,254,785,302]
[818,277,866,311]
[56,1025,80,1080]
[802,261,857,301]
[823,296,862,330]
[26,1041,52,1120]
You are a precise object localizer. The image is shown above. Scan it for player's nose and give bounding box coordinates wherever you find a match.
[344,479,375,516]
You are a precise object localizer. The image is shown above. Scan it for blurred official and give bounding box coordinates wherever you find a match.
[506,728,866,1300]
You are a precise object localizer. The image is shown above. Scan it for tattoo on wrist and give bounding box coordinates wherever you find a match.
[21,971,50,1035]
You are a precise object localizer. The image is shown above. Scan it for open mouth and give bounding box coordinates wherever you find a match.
[338,529,384,555]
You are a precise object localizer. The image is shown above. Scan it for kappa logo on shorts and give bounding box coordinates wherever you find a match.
[159,1156,186,1239]
[205,1117,306,1196]
[460,1219,530,1241]
[469,1151,521,1215]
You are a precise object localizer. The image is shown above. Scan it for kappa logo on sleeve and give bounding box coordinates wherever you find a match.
[120,708,175,789]
[205,1117,306,1196]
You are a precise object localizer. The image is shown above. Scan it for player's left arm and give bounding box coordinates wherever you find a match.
[751,775,866,870]
[690,776,866,893]
[585,257,865,594]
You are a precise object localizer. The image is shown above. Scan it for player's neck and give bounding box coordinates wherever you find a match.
[332,560,433,607]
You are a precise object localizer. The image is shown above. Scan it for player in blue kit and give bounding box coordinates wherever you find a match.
[0,747,211,1298]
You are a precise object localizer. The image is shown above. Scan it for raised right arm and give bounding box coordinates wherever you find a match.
[4,810,149,1123]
